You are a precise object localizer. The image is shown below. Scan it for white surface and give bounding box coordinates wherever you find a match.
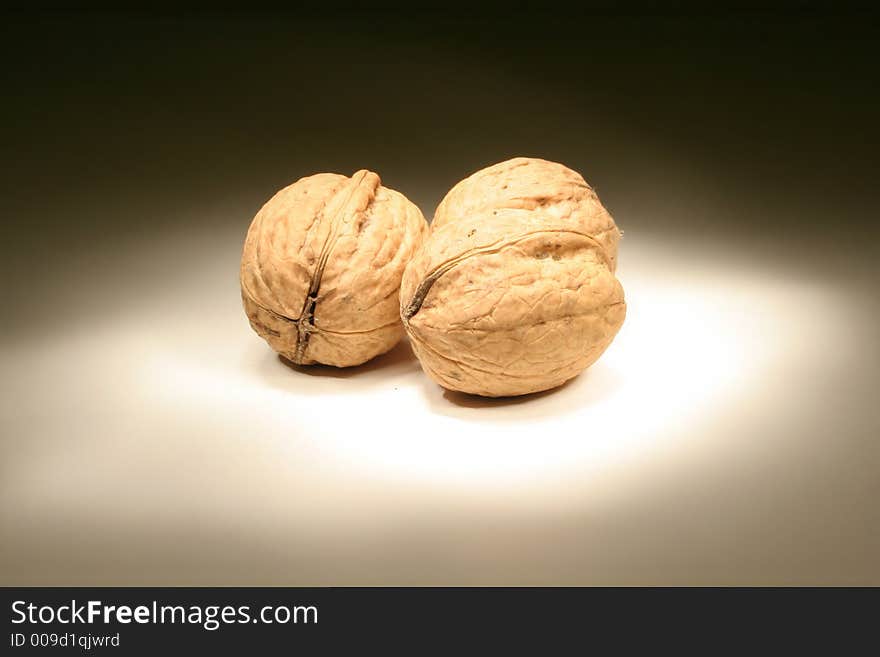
[2,229,878,584]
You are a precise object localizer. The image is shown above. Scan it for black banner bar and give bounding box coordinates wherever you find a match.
[2,588,876,652]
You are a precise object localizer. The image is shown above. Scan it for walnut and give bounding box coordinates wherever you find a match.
[400,157,626,397]
[241,170,427,367]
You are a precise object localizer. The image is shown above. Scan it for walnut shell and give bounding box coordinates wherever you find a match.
[241,170,427,367]
[400,157,625,397]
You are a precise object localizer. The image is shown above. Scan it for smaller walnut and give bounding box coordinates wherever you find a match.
[400,157,626,397]
[241,170,427,367]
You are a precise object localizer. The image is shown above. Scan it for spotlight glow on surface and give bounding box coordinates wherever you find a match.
[1,232,875,584]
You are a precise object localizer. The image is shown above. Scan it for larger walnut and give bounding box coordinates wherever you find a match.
[400,157,625,397]
[241,170,427,367]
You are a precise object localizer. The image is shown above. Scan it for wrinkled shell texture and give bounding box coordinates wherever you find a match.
[241,170,427,367]
[400,157,626,397]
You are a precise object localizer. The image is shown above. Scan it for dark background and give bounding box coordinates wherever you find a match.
[1,7,878,585]
[2,6,878,334]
